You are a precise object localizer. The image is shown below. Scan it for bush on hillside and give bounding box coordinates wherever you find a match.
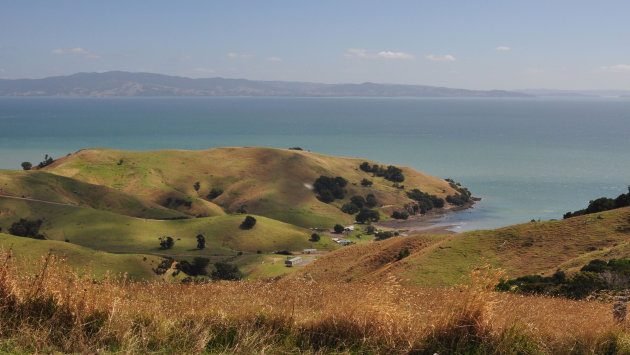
[177,257,210,276]
[8,218,45,240]
[333,224,344,233]
[564,186,630,219]
[240,216,257,230]
[310,233,321,242]
[391,211,409,220]
[196,234,206,249]
[341,203,359,215]
[211,262,243,281]
[359,162,405,183]
[313,176,348,203]
[159,236,175,250]
[356,208,380,223]
[365,194,378,208]
[375,231,394,241]
[207,188,224,199]
[20,162,32,170]
[350,195,366,208]
[37,154,54,169]
[396,248,411,260]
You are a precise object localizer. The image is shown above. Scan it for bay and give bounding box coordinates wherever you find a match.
[1,96,629,231]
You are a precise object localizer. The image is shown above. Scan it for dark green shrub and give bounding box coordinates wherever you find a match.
[365,194,378,208]
[396,248,410,260]
[356,208,380,223]
[20,162,32,170]
[360,178,373,187]
[240,216,257,229]
[375,231,394,241]
[333,224,344,233]
[177,257,210,276]
[313,176,348,203]
[310,233,321,242]
[196,234,206,249]
[193,181,200,191]
[391,211,409,220]
[9,218,45,239]
[211,262,243,281]
[159,236,175,249]
[207,188,224,199]
[341,203,359,214]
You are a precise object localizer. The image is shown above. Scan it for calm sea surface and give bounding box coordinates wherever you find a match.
[1,97,630,231]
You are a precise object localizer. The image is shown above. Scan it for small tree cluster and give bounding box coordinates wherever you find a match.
[359,162,405,182]
[445,179,472,206]
[333,224,344,234]
[374,231,394,241]
[360,178,373,187]
[396,248,410,260]
[211,262,243,281]
[310,233,321,242]
[38,154,54,169]
[240,216,257,229]
[564,186,630,219]
[391,211,409,220]
[313,175,348,203]
[193,181,200,191]
[159,236,175,249]
[21,162,32,171]
[407,189,445,214]
[356,208,380,223]
[177,257,210,276]
[8,218,45,239]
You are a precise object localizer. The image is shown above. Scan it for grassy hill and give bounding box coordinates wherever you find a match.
[0,196,335,256]
[0,169,187,219]
[0,233,162,281]
[294,206,630,286]
[40,147,462,228]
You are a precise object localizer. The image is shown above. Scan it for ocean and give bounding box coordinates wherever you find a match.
[1,96,629,232]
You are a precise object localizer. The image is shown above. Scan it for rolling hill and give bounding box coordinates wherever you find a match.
[38,147,464,228]
[293,206,630,286]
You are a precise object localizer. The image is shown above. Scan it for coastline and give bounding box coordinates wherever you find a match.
[375,199,477,235]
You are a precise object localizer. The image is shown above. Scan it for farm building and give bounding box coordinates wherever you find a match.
[337,239,353,246]
[303,249,317,254]
[285,256,302,267]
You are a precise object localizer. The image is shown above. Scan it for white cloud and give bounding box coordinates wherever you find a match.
[194,67,215,74]
[51,47,99,58]
[344,48,368,58]
[266,56,283,62]
[376,51,415,60]
[345,48,414,59]
[227,52,253,59]
[496,46,511,51]
[425,54,456,62]
[598,64,630,73]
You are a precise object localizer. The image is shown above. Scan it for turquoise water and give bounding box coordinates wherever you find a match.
[1,96,629,231]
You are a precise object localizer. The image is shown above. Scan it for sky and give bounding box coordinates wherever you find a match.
[1,0,629,90]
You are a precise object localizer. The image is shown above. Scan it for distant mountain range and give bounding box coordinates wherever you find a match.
[0,71,530,97]
[518,89,630,98]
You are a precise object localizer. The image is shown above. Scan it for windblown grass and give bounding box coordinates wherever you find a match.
[0,251,627,354]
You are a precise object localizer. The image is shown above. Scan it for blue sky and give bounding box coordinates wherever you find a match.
[1,0,629,90]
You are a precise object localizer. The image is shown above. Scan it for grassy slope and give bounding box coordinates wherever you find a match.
[0,233,162,281]
[42,147,461,228]
[0,169,187,219]
[0,196,336,257]
[295,206,630,287]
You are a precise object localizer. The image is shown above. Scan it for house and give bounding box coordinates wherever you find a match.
[285,256,302,267]
[344,226,355,232]
[303,249,317,254]
[337,239,352,246]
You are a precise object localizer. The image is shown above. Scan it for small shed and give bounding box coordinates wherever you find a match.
[337,239,352,246]
[344,226,355,232]
[285,256,302,267]
[303,249,317,254]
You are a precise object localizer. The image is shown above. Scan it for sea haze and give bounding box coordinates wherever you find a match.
[1,96,629,231]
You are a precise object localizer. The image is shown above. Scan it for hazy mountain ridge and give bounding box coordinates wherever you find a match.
[0,71,530,97]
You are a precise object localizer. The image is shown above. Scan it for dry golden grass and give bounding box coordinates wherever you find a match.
[0,252,627,354]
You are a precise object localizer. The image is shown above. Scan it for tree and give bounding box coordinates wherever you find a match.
[9,218,45,239]
[240,216,257,229]
[236,204,247,214]
[366,225,376,234]
[159,236,175,249]
[341,203,359,214]
[391,211,409,220]
[359,162,372,172]
[20,162,32,170]
[333,224,344,233]
[313,176,347,203]
[193,181,200,191]
[360,178,373,187]
[177,257,210,276]
[37,154,54,169]
[365,194,378,208]
[310,233,321,242]
[356,208,380,223]
[350,196,366,208]
[196,234,206,249]
[211,262,243,281]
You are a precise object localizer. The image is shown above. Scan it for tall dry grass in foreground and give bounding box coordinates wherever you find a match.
[0,251,628,354]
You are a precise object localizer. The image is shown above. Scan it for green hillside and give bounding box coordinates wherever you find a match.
[0,169,187,219]
[0,196,335,256]
[41,147,462,228]
[0,233,162,281]
[295,206,630,287]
